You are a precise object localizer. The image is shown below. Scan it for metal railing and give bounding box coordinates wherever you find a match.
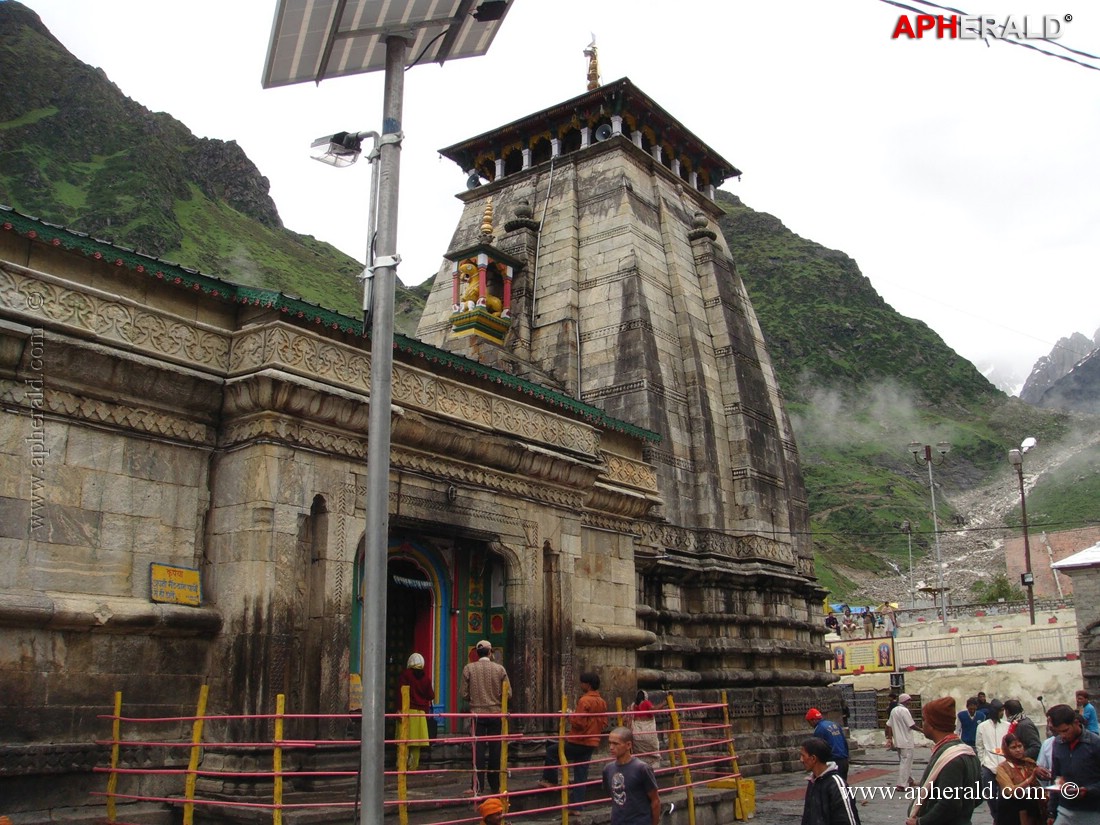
[896,625,1078,670]
[94,687,746,825]
[896,597,1072,625]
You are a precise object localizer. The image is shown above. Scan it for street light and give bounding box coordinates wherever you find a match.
[900,520,914,606]
[1009,437,1038,625]
[310,130,377,168]
[263,5,515,823]
[310,131,383,323]
[910,441,950,626]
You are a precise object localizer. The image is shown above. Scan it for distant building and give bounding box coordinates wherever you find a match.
[1052,541,1100,694]
[1005,526,1100,598]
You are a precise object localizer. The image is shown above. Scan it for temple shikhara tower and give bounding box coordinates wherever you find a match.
[418,71,829,748]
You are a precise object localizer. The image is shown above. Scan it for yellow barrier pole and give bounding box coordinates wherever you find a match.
[106,691,122,823]
[273,694,285,825]
[558,693,570,825]
[720,690,746,820]
[398,686,410,825]
[183,684,209,825]
[666,695,696,825]
[499,690,510,804]
[615,696,623,728]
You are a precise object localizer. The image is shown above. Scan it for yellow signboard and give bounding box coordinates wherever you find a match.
[830,637,895,675]
[149,563,201,606]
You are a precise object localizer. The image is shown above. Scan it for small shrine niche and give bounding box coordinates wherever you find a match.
[446,198,522,344]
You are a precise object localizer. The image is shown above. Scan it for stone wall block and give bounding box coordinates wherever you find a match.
[64,427,125,475]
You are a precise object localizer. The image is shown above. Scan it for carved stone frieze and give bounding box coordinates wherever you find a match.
[391,447,588,511]
[227,323,599,457]
[581,317,677,348]
[730,466,785,489]
[600,451,658,493]
[394,489,524,533]
[0,264,230,371]
[0,382,213,445]
[639,522,795,566]
[522,521,539,548]
[580,510,641,536]
[221,372,371,434]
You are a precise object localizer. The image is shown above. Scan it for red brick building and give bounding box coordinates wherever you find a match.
[1005,526,1100,598]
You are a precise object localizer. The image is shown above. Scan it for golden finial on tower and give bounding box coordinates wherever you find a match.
[584,35,600,91]
[480,197,495,239]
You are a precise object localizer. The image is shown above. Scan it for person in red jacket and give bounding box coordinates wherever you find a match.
[397,652,435,770]
[540,672,608,803]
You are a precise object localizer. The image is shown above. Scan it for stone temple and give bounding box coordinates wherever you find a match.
[0,73,831,821]
[417,73,830,736]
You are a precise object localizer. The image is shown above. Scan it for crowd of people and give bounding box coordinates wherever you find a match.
[399,640,1100,825]
[401,640,664,824]
[804,686,1100,825]
[825,602,899,640]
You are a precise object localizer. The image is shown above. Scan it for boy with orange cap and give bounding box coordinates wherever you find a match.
[478,797,504,824]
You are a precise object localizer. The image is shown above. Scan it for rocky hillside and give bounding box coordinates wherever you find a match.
[0,1,426,331]
[1020,330,1099,405]
[1036,351,1100,415]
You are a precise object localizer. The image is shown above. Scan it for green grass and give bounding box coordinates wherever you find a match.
[1005,444,1100,531]
[0,107,57,130]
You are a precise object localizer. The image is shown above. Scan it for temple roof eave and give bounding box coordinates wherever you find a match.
[437,77,742,184]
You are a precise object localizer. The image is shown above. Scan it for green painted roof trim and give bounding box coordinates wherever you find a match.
[0,205,660,443]
[390,332,659,441]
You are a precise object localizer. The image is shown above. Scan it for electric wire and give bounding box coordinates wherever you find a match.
[405,30,448,71]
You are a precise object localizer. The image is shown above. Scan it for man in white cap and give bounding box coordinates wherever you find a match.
[462,640,510,795]
[887,693,921,790]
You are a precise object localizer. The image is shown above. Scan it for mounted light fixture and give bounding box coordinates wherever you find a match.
[310,131,369,167]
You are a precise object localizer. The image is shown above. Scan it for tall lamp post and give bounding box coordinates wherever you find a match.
[1009,437,1038,625]
[262,5,515,823]
[910,441,950,626]
[900,520,914,606]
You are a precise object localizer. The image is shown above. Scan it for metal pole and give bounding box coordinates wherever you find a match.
[907,529,914,607]
[360,33,407,825]
[926,453,947,627]
[1016,463,1036,625]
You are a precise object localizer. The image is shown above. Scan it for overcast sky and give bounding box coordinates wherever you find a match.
[18,1,1100,387]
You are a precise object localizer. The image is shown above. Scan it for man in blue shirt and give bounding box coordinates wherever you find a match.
[807,708,851,781]
[1077,690,1100,734]
[955,696,981,747]
[1048,702,1100,822]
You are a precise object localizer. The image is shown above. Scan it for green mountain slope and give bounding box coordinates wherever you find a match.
[715,193,1080,595]
[0,1,424,332]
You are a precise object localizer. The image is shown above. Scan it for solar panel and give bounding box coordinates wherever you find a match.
[262,0,513,88]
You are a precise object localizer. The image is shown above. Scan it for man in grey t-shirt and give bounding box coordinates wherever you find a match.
[602,727,660,825]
